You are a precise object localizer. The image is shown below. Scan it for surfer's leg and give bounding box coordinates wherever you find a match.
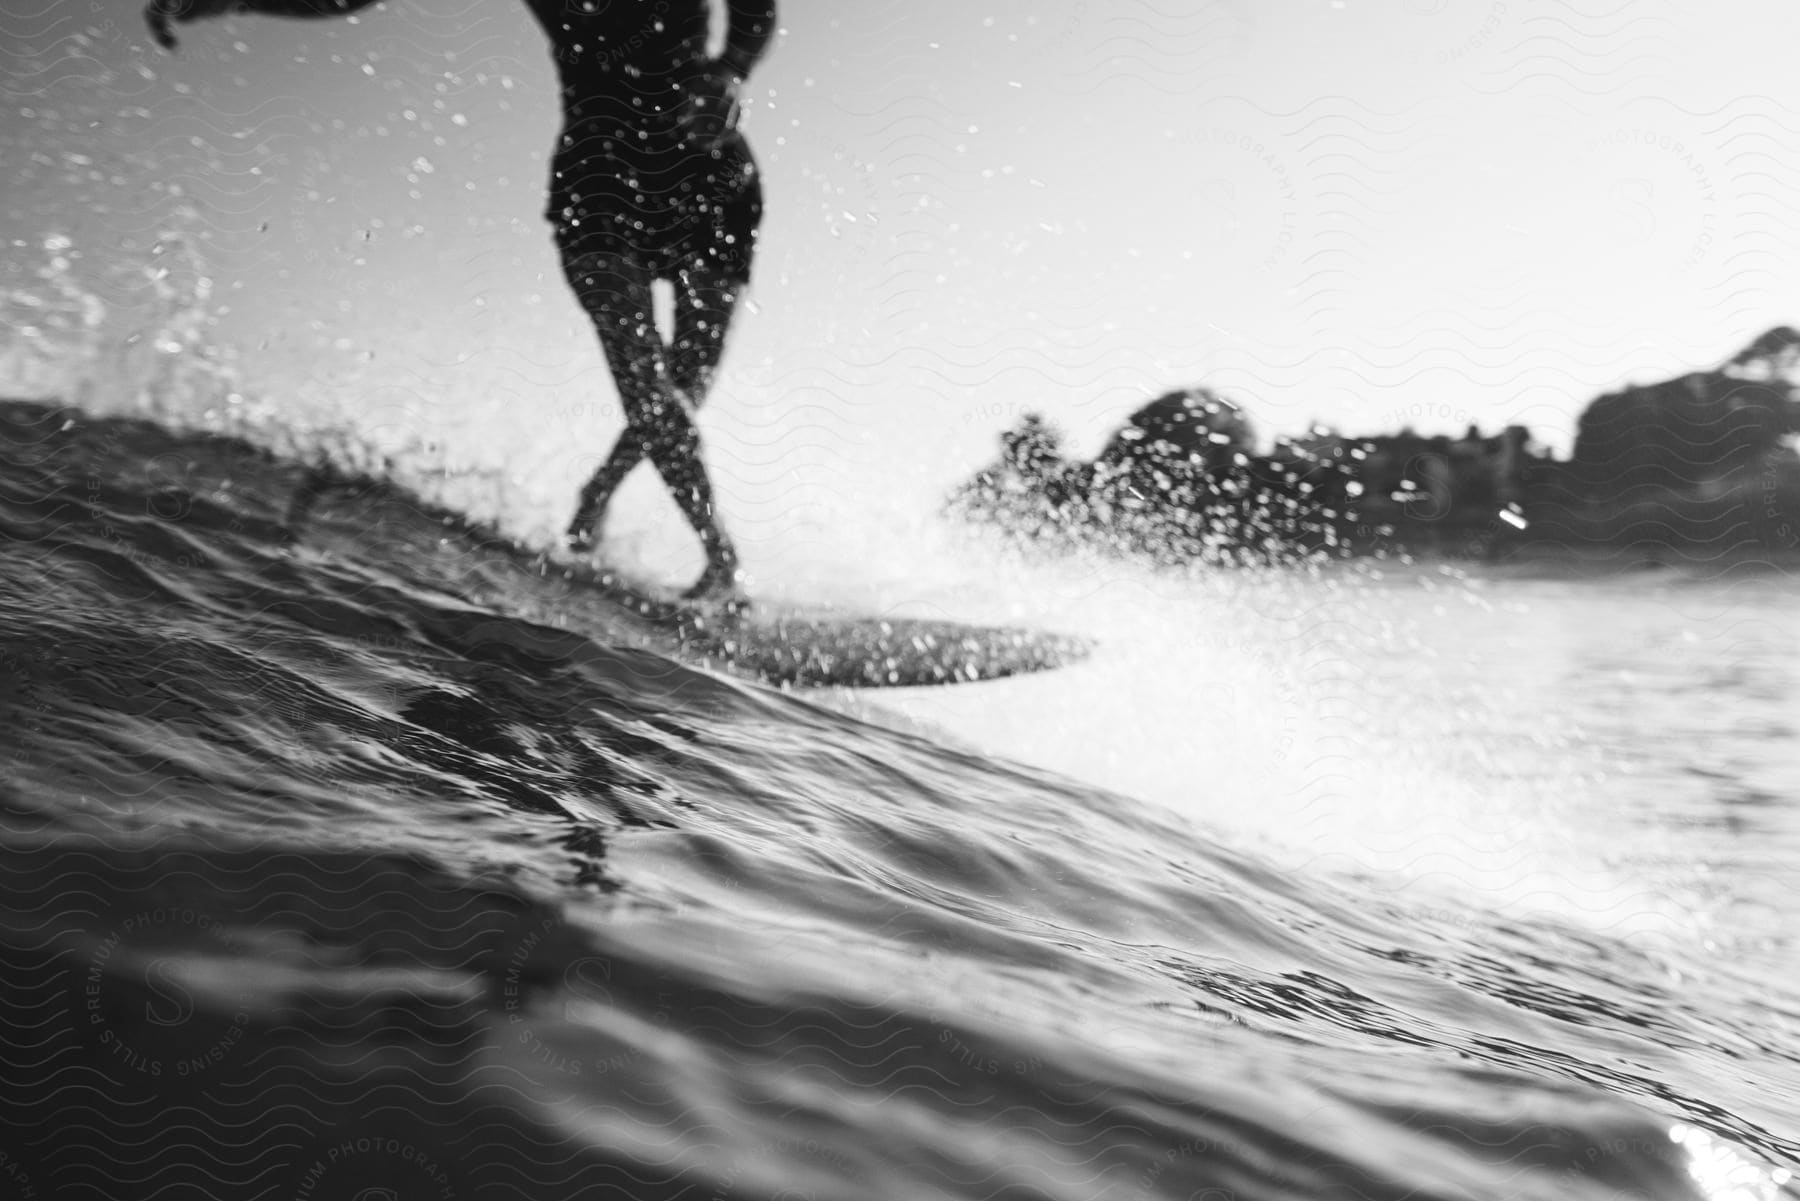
[560,246,666,550]
[636,399,741,599]
[670,173,760,401]
[571,260,732,531]
[669,258,743,404]
[562,246,739,593]
[576,263,730,505]
[566,435,648,552]
[657,289,746,598]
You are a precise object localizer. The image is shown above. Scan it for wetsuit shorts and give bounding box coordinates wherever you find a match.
[548,121,762,284]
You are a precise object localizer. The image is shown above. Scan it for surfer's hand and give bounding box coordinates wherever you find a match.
[145,0,238,50]
[678,64,741,149]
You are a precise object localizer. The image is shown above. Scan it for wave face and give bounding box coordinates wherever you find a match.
[1,397,1794,1201]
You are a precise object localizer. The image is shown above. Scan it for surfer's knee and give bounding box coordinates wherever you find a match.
[669,268,741,387]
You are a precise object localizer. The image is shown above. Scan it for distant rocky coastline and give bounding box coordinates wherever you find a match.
[947,326,1800,565]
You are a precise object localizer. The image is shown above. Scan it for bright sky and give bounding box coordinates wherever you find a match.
[7,0,1800,547]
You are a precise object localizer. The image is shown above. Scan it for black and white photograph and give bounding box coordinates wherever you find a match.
[2,1,1796,1197]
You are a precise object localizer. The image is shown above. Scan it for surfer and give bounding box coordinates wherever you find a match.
[148,0,776,600]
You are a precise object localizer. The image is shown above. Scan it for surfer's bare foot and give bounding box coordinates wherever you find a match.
[682,555,745,603]
[562,503,604,554]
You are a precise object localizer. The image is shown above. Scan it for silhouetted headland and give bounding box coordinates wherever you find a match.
[948,326,1800,567]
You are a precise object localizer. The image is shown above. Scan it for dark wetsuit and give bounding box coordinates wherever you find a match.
[524,0,777,595]
[533,2,765,284]
[550,111,761,283]
[149,0,777,598]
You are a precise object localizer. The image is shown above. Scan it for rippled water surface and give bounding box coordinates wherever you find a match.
[2,396,1796,1200]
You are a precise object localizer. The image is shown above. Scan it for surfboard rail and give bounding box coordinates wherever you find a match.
[510,547,1091,689]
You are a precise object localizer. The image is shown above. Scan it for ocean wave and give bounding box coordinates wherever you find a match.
[0,398,1792,1200]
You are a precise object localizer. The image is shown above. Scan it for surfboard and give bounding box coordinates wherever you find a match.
[285,466,1090,689]
[505,551,1090,689]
